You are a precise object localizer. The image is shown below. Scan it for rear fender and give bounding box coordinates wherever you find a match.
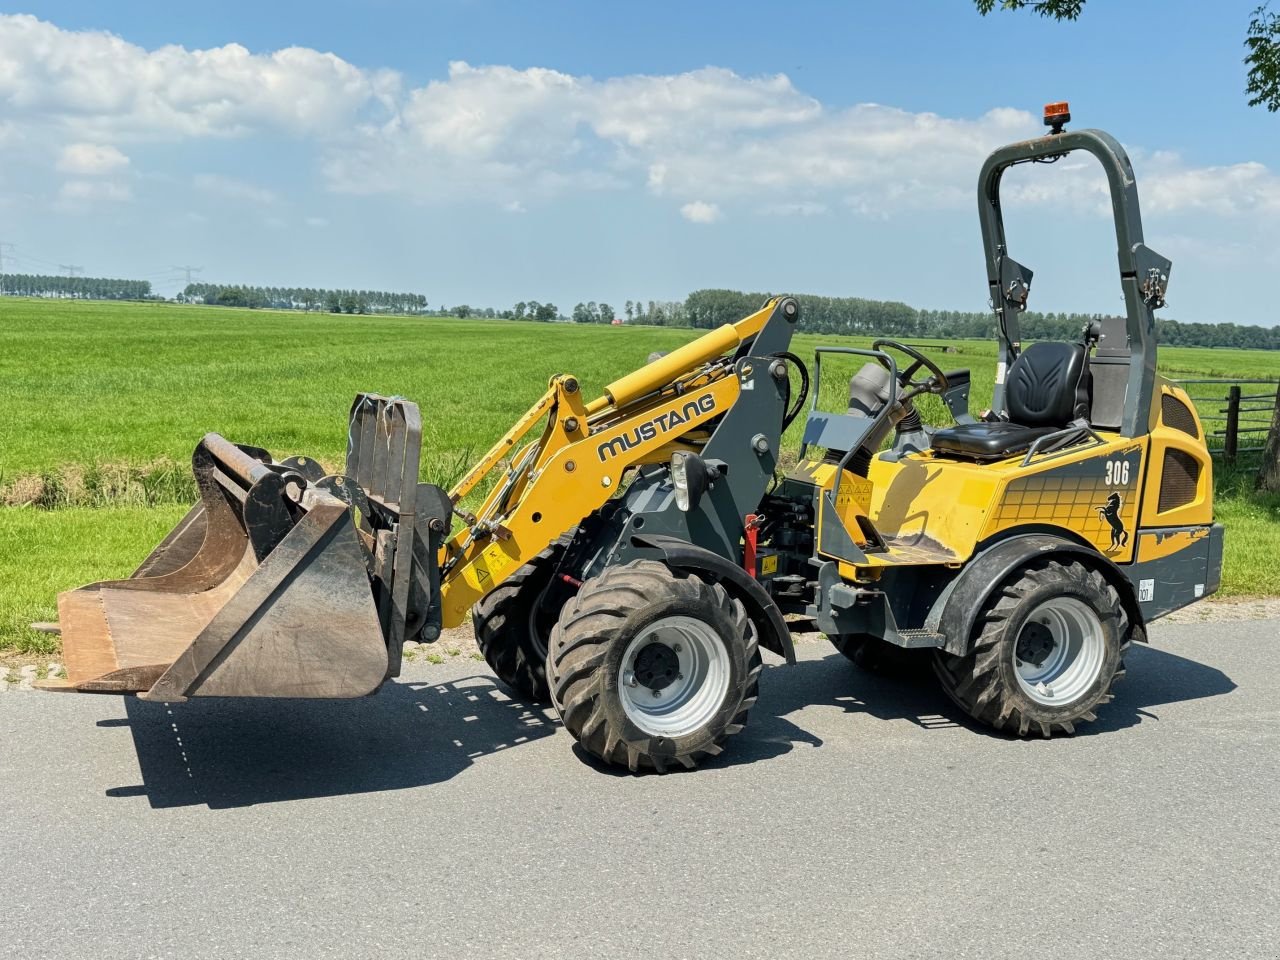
[926,533,1143,657]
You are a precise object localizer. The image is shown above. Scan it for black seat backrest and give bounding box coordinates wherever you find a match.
[1006,341,1092,428]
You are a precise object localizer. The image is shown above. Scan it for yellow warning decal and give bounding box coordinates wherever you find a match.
[461,541,520,592]
[760,554,779,576]
[835,474,873,513]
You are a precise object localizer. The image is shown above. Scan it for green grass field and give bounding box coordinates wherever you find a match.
[2,298,1277,658]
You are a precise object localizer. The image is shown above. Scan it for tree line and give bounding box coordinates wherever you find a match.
[435,299,690,324]
[567,300,689,325]
[5,274,1277,349]
[181,283,428,315]
[0,273,152,300]
[672,288,1280,351]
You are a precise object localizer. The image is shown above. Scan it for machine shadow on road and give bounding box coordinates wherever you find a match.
[699,639,1239,767]
[109,641,1236,807]
[1083,641,1239,735]
[752,641,1237,743]
[114,673,560,809]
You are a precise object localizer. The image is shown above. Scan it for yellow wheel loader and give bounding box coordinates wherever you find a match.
[42,108,1222,772]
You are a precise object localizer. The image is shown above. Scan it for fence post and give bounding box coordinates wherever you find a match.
[1225,385,1241,465]
[1258,381,1280,492]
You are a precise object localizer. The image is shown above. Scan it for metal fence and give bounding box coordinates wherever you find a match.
[1176,378,1279,462]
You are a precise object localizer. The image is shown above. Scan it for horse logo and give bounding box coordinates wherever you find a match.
[1096,492,1129,551]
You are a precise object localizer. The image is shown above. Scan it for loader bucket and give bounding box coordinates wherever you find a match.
[38,395,428,701]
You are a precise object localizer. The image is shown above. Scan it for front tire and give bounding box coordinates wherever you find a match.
[547,560,760,773]
[932,559,1130,737]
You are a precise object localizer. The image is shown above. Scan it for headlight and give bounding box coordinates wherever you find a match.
[671,451,691,511]
[670,451,719,513]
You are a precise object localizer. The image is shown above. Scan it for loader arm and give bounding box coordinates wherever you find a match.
[437,298,788,627]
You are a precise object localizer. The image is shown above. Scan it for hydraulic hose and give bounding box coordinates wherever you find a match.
[771,352,810,431]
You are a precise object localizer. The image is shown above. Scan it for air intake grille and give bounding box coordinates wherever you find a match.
[1158,449,1200,513]
[1162,393,1199,438]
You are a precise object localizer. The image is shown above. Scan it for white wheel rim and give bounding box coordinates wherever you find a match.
[617,616,731,738]
[1013,596,1106,706]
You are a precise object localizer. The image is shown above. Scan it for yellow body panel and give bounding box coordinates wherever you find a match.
[905,438,1141,559]
[797,434,1155,578]
[1138,380,1214,528]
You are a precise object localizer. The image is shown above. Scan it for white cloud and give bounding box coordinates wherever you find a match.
[680,200,722,224]
[1144,158,1280,216]
[999,149,1280,221]
[2,14,1277,229]
[321,61,818,207]
[503,200,527,214]
[761,201,829,217]
[0,13,398,141]
[57,179,131,204]
[194,173,277,204]
[305,216,329,228]
[57,142,129,175]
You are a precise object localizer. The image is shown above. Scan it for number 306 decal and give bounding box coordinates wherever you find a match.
[1104,460,1131,486]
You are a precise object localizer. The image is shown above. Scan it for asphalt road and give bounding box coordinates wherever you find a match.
[2,619,1277,960]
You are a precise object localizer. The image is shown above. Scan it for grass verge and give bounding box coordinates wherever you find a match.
[0,504,189,658]
[1212,464,1280,596]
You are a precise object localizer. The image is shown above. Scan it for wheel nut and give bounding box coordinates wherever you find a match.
[652,689,661,698]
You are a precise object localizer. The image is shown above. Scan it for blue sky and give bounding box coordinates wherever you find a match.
[1,2,1276,323]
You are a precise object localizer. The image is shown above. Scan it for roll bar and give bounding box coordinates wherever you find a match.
[979,125,1171,438]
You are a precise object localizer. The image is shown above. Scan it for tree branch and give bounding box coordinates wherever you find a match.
[974,1,1086,20]
[1246,4,1280,112]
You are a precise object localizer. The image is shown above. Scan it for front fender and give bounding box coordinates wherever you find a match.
[626,533,795,664]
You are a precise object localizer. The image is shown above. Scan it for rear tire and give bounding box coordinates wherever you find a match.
[932,559,1130,737]
[547,560,760,773]
[472,545,565,702]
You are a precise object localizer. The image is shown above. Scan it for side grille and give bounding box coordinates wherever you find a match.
[1162,394,1199,438]
[1158,449,1200,513]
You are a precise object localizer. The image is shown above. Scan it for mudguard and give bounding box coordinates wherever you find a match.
[926,533,1143,657]
[627,533,796,664]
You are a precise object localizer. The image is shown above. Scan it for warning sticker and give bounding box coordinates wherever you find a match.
[464,542,519,592]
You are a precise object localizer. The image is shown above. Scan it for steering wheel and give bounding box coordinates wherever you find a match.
[870,339,950,398]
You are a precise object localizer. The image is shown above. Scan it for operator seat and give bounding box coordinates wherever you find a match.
[930,341,1092,461]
